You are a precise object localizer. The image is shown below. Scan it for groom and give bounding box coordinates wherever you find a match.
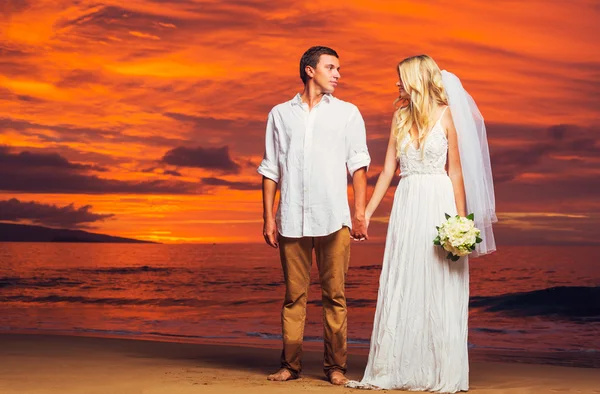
[258,46,370,385]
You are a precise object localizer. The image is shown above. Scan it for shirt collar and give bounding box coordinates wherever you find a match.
[291,93,333,106]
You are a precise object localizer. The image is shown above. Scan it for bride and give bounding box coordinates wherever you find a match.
[348,55,496,392]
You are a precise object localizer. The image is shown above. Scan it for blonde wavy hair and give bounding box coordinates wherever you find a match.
[393,55,448,157]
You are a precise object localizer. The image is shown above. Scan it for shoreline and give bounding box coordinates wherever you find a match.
[2,328,599,369]
[1,333,599,393]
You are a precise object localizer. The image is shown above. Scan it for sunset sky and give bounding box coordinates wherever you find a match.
[1,0,599,244]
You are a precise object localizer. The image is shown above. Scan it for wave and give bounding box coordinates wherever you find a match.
[470,286,600,321]
[0,294,277,307]
[0,276,83,289]
[0,326,237,341]
[0,294,206,307]
[73,266,175,274]
[0,266,179,290]
[472,327,528,335]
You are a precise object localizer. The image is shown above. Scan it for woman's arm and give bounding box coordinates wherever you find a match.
[365,125,400,223]
[444,109,467,217]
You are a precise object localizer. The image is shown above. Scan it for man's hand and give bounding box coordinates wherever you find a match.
[261,176,278,248]
[351,212,369,241]
[263,218,279,248]
[350,166,368,241]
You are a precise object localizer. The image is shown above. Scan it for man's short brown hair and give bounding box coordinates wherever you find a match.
[299,46,339,85]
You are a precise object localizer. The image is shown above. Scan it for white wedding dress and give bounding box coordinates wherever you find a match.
[350,108,469,392]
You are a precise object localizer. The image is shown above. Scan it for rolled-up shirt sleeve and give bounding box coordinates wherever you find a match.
[257,110,280,183]
[345,106,371,176]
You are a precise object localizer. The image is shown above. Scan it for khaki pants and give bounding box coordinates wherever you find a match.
[278,226,351,377]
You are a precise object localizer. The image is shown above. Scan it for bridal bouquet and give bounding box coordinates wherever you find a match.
[434,213,482,261]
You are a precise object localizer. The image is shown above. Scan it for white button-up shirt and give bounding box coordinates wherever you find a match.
[258,93,371,238]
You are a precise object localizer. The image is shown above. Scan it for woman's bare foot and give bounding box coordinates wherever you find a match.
[267,368,297,381]
[329,370,349,385]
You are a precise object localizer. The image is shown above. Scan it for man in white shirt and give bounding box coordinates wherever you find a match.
[258,46,370,385]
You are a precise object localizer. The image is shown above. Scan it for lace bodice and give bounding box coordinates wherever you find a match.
[399,112,448,177]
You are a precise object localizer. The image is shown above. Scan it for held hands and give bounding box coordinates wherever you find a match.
[263,218,279,248]
[351,212,369,241]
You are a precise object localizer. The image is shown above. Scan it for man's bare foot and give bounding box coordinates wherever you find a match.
[267,368,297,381]
[329,370,349,385]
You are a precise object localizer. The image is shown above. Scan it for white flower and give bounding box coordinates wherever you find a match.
[434,214,482,261]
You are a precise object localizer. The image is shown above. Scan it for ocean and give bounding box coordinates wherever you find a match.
[0,242,598,368]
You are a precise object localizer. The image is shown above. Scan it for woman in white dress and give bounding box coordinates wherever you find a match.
[348,55,496,392]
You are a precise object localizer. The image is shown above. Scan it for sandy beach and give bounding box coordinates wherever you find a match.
[0,334,598,394]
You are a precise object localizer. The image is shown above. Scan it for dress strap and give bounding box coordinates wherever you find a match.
[436,106,449,124]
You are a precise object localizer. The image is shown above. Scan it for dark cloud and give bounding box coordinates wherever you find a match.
[164,112,239,131]
[50,1,352,62]
[161,146,240,173]
[0,117,119,143]
[52,5,185,54]
[0,43,41,77]
[0,198,114,229]
[0,168,198,194]
[163,169,181,176]
[488,124,599,183]
[495,175,600,213]
[0,147,198,194]
[0,44,29,58]
[141,167,180,176]
[202,177,258,190]
[1,1,32,18]
[0,146,106,172]
[0,88,48,106]
[56,69,105,88]
[163,112,265,145]
[0,169,198,194]
[164,110,266,157]
[15,94,45,103]
[483,123,600,212]
[0,60,37,77]
[548,124,568,141]
[0,117,188,149]
[493,213,600,246]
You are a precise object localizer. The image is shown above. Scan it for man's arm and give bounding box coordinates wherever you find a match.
[257,110,280,247]
[351,167,368,240]
[262,176,279,248]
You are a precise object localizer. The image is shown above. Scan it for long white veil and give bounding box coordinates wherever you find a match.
[441,70,497,257]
